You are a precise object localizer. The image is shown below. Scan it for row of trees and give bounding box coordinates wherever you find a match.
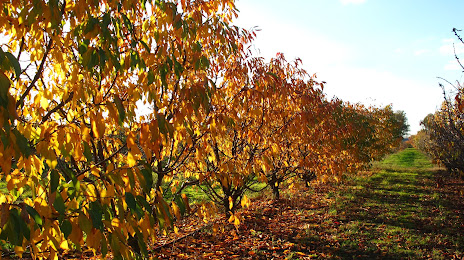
[414,98,464,175]
[412,28,464,178]
[0,0,407,258]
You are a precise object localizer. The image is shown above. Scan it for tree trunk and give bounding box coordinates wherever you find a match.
[272,182,280,200]
[224,196,233,218]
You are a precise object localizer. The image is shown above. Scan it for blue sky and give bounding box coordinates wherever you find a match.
[234,0,464,135]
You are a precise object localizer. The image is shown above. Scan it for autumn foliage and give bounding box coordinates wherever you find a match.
[416,29,464,178]
[0,0,406,258]
[420,92,464,176]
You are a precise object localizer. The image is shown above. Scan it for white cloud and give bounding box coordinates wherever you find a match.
[340,0,366,5]
[439,38,464,56]
[252,29,351,68]
[235,11,352,68]
[444,60,463,71]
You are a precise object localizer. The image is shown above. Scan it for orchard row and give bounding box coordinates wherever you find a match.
[0,0,406,258]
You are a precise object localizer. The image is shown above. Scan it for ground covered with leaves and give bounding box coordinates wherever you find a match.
[152,149,464,259]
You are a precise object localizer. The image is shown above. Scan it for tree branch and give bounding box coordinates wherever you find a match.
[16,38,54,108]
[16,0,66,108]
[76,142,127,178]
[41,91,74,123]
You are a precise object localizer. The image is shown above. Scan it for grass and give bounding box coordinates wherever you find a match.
[311,148,464,259]
[373,147,434,171]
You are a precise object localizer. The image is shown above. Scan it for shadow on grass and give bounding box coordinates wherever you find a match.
[311,166,464,259]
[227,165,464,259]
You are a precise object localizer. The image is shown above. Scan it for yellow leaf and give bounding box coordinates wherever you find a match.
[81,124,91,143]
[91,166,101,178]
[172,202,181,220]
[110,216,120,227]
[0,194,7,204]
[234,216,240,226]
[86,229,102,251]
[40,96,49,110]
[174,226,179,235]
[91,114,100,139]
[46,158,58,169]
[142,20,149,31]
[6,175,14,191]
[127,132,140,154]
[241,195,250,208]
[90,112,105,139]
[228,214,234,223]
[60,240,69,250]
[261,163,267,172]
[228,196,233,210]
[127,152,137,167]
[14,246,24,258]
[85,184,97,202]
[106,101,118,123]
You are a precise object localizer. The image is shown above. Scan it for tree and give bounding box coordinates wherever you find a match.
[422,104,464,176]
[250,54,325,200]
[420,28,464,178]
[391,110,410,139]
[0,0,248,258]
[410,129,431,154]
[0,0,418,258]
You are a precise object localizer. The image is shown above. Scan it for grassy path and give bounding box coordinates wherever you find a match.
[153,148,464,259]
[318,148,464,259]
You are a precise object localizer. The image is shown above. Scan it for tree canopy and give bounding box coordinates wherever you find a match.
[0,0,406,258]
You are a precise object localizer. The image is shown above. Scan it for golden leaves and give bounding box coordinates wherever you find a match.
[0,0,410,259]
[228,213,241,227]
[171,202,181,220]
[90,112,105,139]
[127,152,137,167]
[241,195,250,208]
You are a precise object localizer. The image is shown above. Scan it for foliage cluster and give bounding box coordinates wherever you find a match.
[0,0,407,258]
[414,29,464,178]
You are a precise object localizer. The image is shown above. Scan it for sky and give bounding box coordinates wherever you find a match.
[233,0,464,135]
